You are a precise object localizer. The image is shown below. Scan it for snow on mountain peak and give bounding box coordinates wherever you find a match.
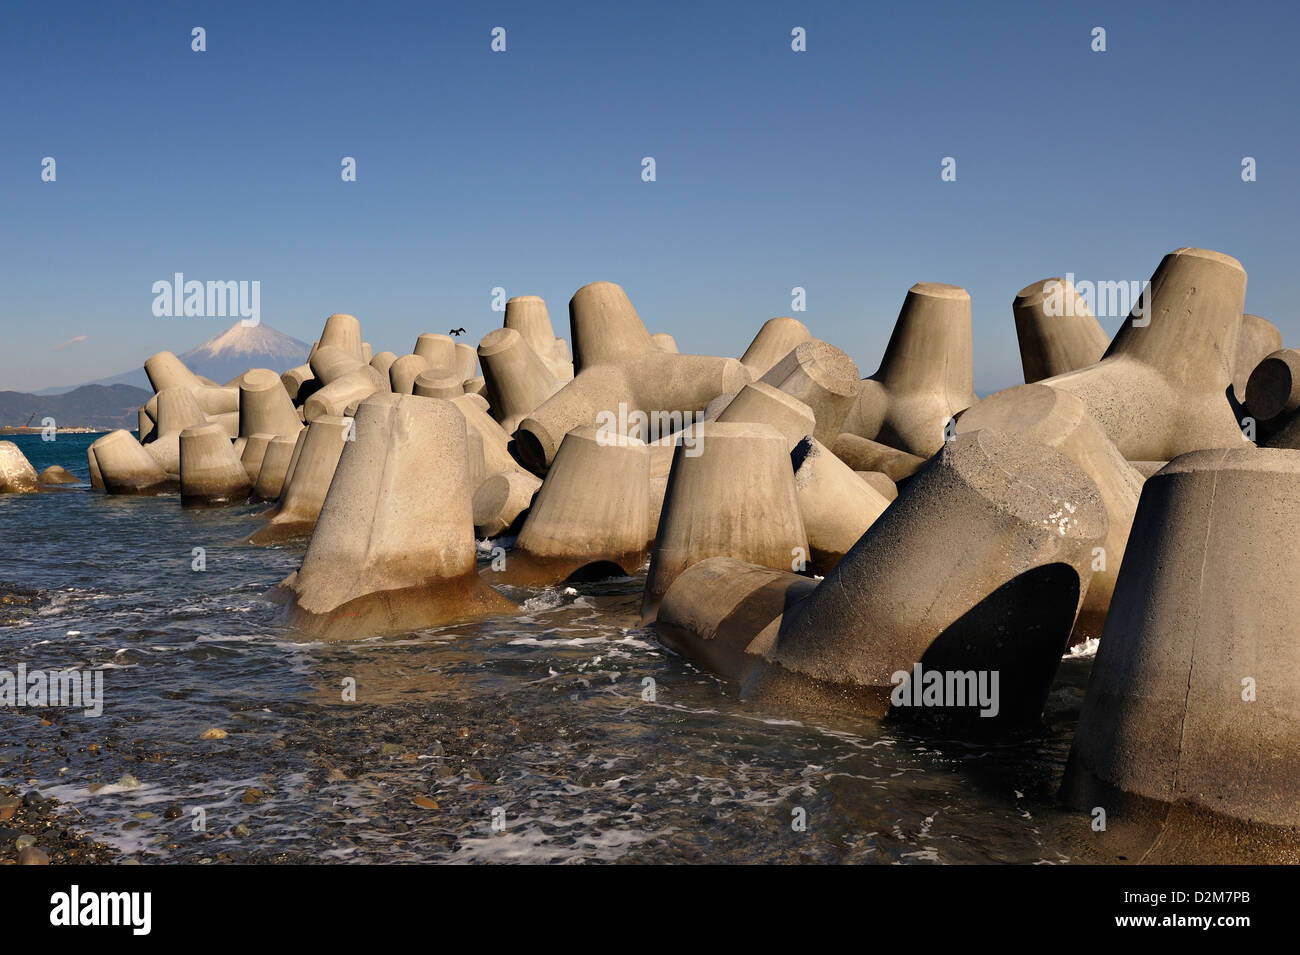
[185,322,310,361]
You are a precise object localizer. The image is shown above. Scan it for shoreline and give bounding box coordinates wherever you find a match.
[0,781,120,866]
[0,427,110,434]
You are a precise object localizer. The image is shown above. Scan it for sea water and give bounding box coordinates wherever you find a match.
[0,432,1105,864]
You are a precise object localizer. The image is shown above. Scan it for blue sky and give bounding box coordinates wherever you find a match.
[2,0,1297,393]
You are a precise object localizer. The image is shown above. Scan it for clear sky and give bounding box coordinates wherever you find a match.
[2,0,1297,393]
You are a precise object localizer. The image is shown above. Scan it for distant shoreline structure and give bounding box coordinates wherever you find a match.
[0,426,107,434]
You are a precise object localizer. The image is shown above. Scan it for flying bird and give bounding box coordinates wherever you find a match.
[449,327,467,336]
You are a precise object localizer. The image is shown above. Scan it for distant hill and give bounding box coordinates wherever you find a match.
[0,384,151,430]
[39,323,311,394]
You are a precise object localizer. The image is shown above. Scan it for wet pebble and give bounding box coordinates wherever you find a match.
[18,846,49,865]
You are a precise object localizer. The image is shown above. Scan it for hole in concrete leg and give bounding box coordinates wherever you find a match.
[509,432,547,476]
[565,561,627,583]
[886,562,1080,739]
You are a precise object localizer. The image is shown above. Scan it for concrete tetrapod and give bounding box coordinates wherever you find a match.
[504,295,573,380]
[414,333,456,372]
[275,393,514,638]
[389,354,432,395]
[955,383,1142,644]
[239,433,274,483]
[658,557,820,682]
[715,381,817,451]
[725,430,1106,736]
[515,283,752,475]
[238,368,304,439]
[248,415,351,543]
[369,351,397,381]
[857,472,898,500]
[1012,278,1109,383]
[503,427,651,586]
[829,433,927,484]
[277,427,309,491]
[447,394,528,478]
[138,405,155,443]
[641,421,809,624]
[472,469,543,538]
[309,345,366,386]
[303,366,385,422]
[38,465,80,486]
[842,283,978,457]
[478,327,561,432]
[1233,314,1282,404]
[87,445,104,490]
[454,342,478,383]
[1039,248,1248,460]
[252,434,297,501]
[143,386,210,477]
[1128,461,1168,479]
[318,313,364,361]
[412,371,465,400]
[1245,348,1300,440]
[568,280,654,372]
[143,350,239,419]
[465,428,486,493]
[503,294,556,354]
[0,441,39,493]
[281,364,315,402]
[1061,448,1300,862]
[758,340,861,445]
[739,317,813,379]
[790,436,891,574]
[179,423,252,505]
[143,349,205,393]
[88,430,172,494]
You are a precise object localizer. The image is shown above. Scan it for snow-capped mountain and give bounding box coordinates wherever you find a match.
[175,322,311,385]
[39,323,311,393]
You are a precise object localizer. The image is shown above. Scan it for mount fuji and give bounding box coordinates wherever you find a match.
[39,322,311,394]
